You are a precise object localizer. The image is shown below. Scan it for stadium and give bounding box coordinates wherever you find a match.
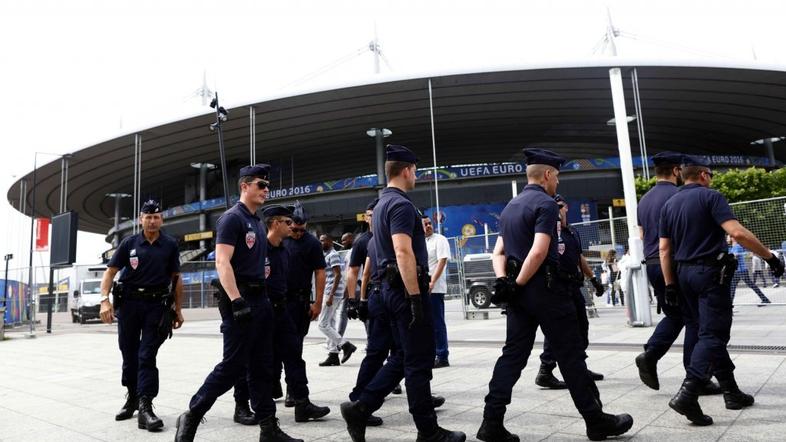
[7,59,786,262]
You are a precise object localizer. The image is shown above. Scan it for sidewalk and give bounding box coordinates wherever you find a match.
[1,300,785,441]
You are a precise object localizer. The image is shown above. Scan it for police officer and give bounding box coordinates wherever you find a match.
[345,199,375,323]
[535,194,605,390]
[659,155,784,426]
[99,199,182,432]
[175,165,301,442]
[477,149,632,442]
[281,202,327,406]
[635,152,721,395]
[341,145,465,442]
[262,204,330,423]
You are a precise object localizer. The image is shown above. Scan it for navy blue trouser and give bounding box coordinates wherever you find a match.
[358,284,438,433]
[484,276,602,420]
[540,287,588,368]
[677,263,736,381]
[117,297,166,397]
[349,287,399,401]
[188,291,276,419]
[644,263,697,369]
[430,293,449,361]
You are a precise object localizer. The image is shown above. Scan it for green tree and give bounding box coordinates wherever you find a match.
[635,176,656,199]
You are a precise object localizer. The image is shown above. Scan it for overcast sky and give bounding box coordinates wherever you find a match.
[1,0,784,273]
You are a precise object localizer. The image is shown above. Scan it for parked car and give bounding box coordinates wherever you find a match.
[463,253,495,309]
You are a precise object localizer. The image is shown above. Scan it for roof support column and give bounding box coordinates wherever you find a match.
[764,138,776,166]
[609,67,652,327]
[367,128,391,189]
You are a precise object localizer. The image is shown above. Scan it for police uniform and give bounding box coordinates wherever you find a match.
[109,200,179,431]
[659,155,757,426]
[340,145,464,442]
[635,152,704,392]
[176,165,300,442]
[478,149,632,442]
[538,195,602,388]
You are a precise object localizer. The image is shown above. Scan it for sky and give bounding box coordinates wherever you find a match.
[1,0,785,276]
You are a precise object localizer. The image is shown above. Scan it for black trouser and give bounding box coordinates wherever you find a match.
[540,286,588,368]
[643,263,696,369]
[117,296,167,397]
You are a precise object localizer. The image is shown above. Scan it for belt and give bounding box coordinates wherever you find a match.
[677,258,720,267]
[645,257,661,265]
[237,280,266,294]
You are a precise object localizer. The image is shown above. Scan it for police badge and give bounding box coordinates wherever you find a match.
[245,231,256,249]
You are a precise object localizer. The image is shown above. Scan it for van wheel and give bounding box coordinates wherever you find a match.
[71,312,78,323]
[470,286,492,309]
[79,312,86,324]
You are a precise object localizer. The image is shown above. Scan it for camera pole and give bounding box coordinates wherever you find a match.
[210,93,231,210]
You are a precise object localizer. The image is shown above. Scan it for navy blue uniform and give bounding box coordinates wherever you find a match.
[356,187,437,434]
[109,232,180,398]
[284,233,327,337]
[638,181,697,369]
[540,224,590,367]
[659,184,737,381]
[348,231,372,296]
[188,202,276,419]
[484,184,602,420]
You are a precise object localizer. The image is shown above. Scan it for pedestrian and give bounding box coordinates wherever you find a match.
[659,155,784,426]
[634,152,721,396]
[340,144,465,442]
[477,148,632,442]
[729,237,771,304]
[281,202,327,406]
[345,205,374,333]
[174,164,301,442]
[601,249,620,306]
[534,194,605,390]
[99,199,183,432]
[336,232,355,337]
[317,233,357,366]
[422,215,452,368]
[751,253,769,287]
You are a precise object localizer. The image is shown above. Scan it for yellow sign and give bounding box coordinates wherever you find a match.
[612,198,626,207]
[184,231,214,242]
[356,213,365,222]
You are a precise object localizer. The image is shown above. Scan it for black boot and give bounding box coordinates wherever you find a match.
[698,378,722,396]
[319,353,340,366]
[432,395,446,409]
[114,388,137,421]
[535,364,567,389]
[258,416,303,442]
[718,376,754,410]
[476,418,520,442]
[294,398,330,422]
[174,411,202,442]
[284,390,295,408]
[584,412,634,441]
[367,414,383,426]
[416,426,467,442]
[340,400,369,442]
[137,396,164,431]
[587,369,604,381]
[392,383,403,394]
[341,341,358,364]
[234,401,259,425]
[668,379,713,426]
[635,351,659,390]
[272,380,283,400]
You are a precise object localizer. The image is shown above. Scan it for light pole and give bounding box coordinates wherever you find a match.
[190,162,217,249]
[106,193,132,247]
[366,128,392,188]
[209,94,231,209]
[3,254,12,312]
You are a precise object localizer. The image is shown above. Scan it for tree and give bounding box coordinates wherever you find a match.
[636,167,785,202]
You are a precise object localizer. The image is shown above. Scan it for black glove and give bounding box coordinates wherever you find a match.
[766,254,785,278]
[358,300,369,322]
[589,277,605,297]
[346,298,359,320]
[408,295,424,329]
[664,284,680,307]
[231,297,252,325]
[491,277,515,306]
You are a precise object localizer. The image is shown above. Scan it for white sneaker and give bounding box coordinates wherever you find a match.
[773,283,780,288]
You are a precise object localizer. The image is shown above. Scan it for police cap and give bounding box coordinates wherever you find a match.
[681,155,711,167]
[523,148,565,169]
[140,199,162,214]
[366,198,379,211]
[262,204,293,220]
[651,151,684,167]
[239,164,271,180]
[385,144,418,164]
[290,200,307,225]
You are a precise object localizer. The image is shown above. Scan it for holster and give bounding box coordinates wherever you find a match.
[384,263,429,296]
[211,278,231,318]
[112,281,124,311]
[717,252,738,286]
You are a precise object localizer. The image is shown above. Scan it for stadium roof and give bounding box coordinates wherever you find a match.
[8,58,786,234]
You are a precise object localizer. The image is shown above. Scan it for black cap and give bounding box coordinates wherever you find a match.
[366,198,379,211]
[262,204,293,220]
[652,151,684,167]
[239,164,271,180]
[681,155,711,167]
[140,199,161,214]
[385,144,418,164]
[523,148,565,169]
[290,200,307,224]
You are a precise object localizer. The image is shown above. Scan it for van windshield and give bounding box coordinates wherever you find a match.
[81,281,102,294]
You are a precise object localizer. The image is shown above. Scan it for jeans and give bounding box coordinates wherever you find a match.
[430,293,449,361]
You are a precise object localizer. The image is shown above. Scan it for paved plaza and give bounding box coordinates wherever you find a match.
[1,299,785,441]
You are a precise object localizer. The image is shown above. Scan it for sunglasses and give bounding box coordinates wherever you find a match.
[250,180,269,190]
[703,170,714,179]
[278,219,293,226]
[291,227,306,233]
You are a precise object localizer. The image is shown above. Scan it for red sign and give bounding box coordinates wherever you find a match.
[35,218,50,251]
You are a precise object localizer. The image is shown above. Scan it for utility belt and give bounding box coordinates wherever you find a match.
[285,288,312,303]
[677,252,737,285]
[383,263,430,294]
[505,257,566,291]
[116,283,170,300]
[644,256,661,266]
